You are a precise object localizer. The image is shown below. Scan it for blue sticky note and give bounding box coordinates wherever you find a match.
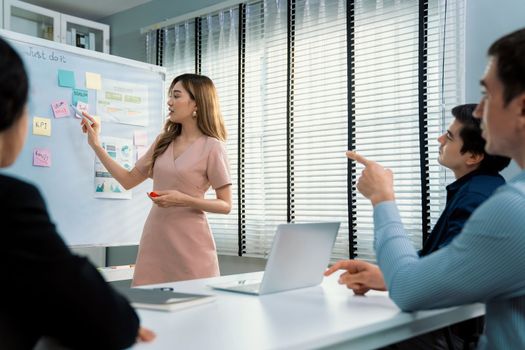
[58,70,75,88]
[72,89,88,104]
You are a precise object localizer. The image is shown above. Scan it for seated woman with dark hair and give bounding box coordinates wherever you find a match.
[0,37,155,349]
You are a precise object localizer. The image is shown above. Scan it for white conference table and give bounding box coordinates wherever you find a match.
[132,272,484,350]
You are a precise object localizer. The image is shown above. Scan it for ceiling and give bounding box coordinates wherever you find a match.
[21,0,153,21]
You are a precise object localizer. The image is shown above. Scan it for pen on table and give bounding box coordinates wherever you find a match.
[111,264,134,269]
[153,287,174,291]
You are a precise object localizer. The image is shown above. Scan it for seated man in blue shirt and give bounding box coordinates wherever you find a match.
[328,27,525,350]
[326,104,510,348]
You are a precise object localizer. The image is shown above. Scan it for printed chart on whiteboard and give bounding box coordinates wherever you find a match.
[97,79,149,126]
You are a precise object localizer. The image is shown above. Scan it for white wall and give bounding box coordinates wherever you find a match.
[465,0,525,102]
[465,0,525,179]
[100,0,233,62]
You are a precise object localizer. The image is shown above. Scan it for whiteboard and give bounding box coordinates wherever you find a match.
[0,29,166,247]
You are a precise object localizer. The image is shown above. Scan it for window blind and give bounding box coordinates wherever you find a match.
[145,30,158,65]
[200,8,240,255]
[293,0,349,261]
[162,21,196,91]
[146,0,464,261]
[351,0,464,262]
[427,0,465,231]
[352,0,423,261]
[243,0,288,257]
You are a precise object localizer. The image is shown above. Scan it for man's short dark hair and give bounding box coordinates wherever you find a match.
[452,104,511,173]
[0,37,28,132]
[488,27,525,105]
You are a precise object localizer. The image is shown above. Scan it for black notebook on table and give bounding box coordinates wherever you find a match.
[115,286,215,312]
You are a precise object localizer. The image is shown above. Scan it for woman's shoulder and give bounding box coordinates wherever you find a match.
[0,174,43,208]
[203,135,222,143]
[0,174,38,193]
[203,135,226,149]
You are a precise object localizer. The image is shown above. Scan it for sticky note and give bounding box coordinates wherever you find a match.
[58,70,75,88]
[136,146,146,160]
[72,88,88,105]
[33,117,51,136]
[51,100,70,118]
[33,148,51,167]
[85,72,102,90]
[133,131,148,146]
[73,101,89,119]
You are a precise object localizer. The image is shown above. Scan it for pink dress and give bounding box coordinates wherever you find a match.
[132,135,231,286]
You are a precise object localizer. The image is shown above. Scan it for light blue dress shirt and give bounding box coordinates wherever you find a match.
[374,169,525,349]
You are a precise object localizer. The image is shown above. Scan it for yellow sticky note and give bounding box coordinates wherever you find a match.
[85,72,102,90]
[33,117,51,136]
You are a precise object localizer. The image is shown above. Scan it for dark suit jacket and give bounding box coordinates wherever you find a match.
[0,174,139,349]
[419,169,505,256]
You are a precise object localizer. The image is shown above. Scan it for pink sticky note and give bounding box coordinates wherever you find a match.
[136,146,147,160]
[51,100,70,118]
[33,148,51,167]
[133,131,148,146]
[74,101,89,119]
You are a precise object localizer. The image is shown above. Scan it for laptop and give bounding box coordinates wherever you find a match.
[210,222,340,295]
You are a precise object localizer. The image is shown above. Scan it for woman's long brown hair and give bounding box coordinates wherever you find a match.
[148,74,227,175]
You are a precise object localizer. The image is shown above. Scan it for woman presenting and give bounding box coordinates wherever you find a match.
[81,74,232,286]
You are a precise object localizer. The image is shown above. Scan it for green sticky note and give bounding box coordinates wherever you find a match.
[72,89,88,104]
[58,70,75,88]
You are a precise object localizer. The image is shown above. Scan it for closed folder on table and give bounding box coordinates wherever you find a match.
[115,287,215,312]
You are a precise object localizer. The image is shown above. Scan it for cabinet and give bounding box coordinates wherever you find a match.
[61,14,109,53]
[3,0,60,42]
[3,0,109,53]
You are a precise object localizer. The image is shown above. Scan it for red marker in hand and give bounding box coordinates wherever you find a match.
[149,191,159,198]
